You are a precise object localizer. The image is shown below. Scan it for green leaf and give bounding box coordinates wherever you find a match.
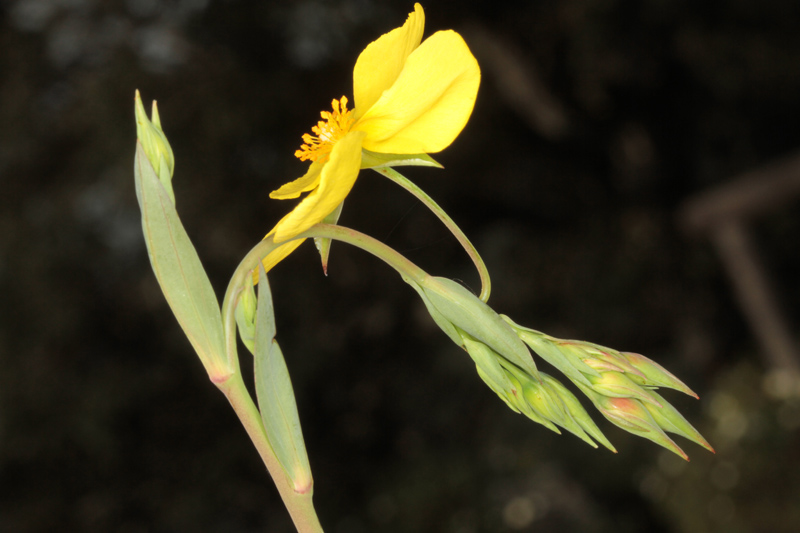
[254,265,313,494]
[360,149,443,170]
[134,142,228,378]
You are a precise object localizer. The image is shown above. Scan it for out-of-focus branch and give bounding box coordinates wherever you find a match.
[679,153,800,374]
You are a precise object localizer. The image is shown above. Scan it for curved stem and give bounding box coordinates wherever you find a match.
[217,237,323,533]
[374,166,491,302]
[217,224,430,533]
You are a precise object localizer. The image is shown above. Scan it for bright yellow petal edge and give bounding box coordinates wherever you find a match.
[270,162,323,200]
[272,130,366,243]
[352,3,425,120]
[355,30,481,154]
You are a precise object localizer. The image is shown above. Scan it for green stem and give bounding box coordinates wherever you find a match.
[215,372,323,533]
[217,242,324,532]
[375,167,492,302]
[217,225,429,533]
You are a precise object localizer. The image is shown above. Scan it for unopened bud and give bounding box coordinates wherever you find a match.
[644,390,714,453]
[421,277,539,380]
[234,279,258,355]
[134,90,175,203]
[577,383,688,460]
[501,317,597,387]
[462,334,521,414]
[585,370,663,407]
[622,352,698,398]
[543,374,616,452]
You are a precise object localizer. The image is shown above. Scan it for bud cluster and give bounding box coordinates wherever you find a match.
[410,274,712,460]
[503,317,714,460]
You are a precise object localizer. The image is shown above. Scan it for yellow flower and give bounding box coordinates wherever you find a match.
[260,3,480,272]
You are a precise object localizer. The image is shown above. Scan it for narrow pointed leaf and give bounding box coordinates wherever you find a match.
[134,142,228,378]
[254,265,312,493]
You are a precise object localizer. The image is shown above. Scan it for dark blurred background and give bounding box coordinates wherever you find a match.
[3,0,800,531]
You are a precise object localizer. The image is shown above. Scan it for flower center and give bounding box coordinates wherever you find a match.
[294,96,355,164]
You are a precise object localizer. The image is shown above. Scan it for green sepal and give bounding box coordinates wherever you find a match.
[421,277,540,380]
[501,317,598,387]
[644,390,714,453]
[462,335,521,414]
[402,275,464,347]
[622,352,699,398]
[134,142,229,378]
[314,201,344,276]
[254,265,313,493]
[542,374,617,452]
[360,148,443,170]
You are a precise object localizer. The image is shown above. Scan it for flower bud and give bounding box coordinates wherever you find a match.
[542,374,616,452]
[421,277,539,380]
[518,373,567,434]
[234,279,257,355]
[585,370,663,408]
[577,384,688,460]
[501,317,597,387]
[644,390,714,453]
[461,334,520,413]
[135,90,175,203]
[622,352,698,398]
[568,342,642,376]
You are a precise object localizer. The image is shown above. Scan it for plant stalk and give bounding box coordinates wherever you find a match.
[217,224,430,533]
[375,167,491,302]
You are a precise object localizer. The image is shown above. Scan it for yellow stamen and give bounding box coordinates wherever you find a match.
[294,96,355,164]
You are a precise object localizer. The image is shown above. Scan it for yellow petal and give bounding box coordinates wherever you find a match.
[273,131,366,243]
[352,3,424,120]
[354,30,480,154]
[253,221,307,284]
[270,161,324,199]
